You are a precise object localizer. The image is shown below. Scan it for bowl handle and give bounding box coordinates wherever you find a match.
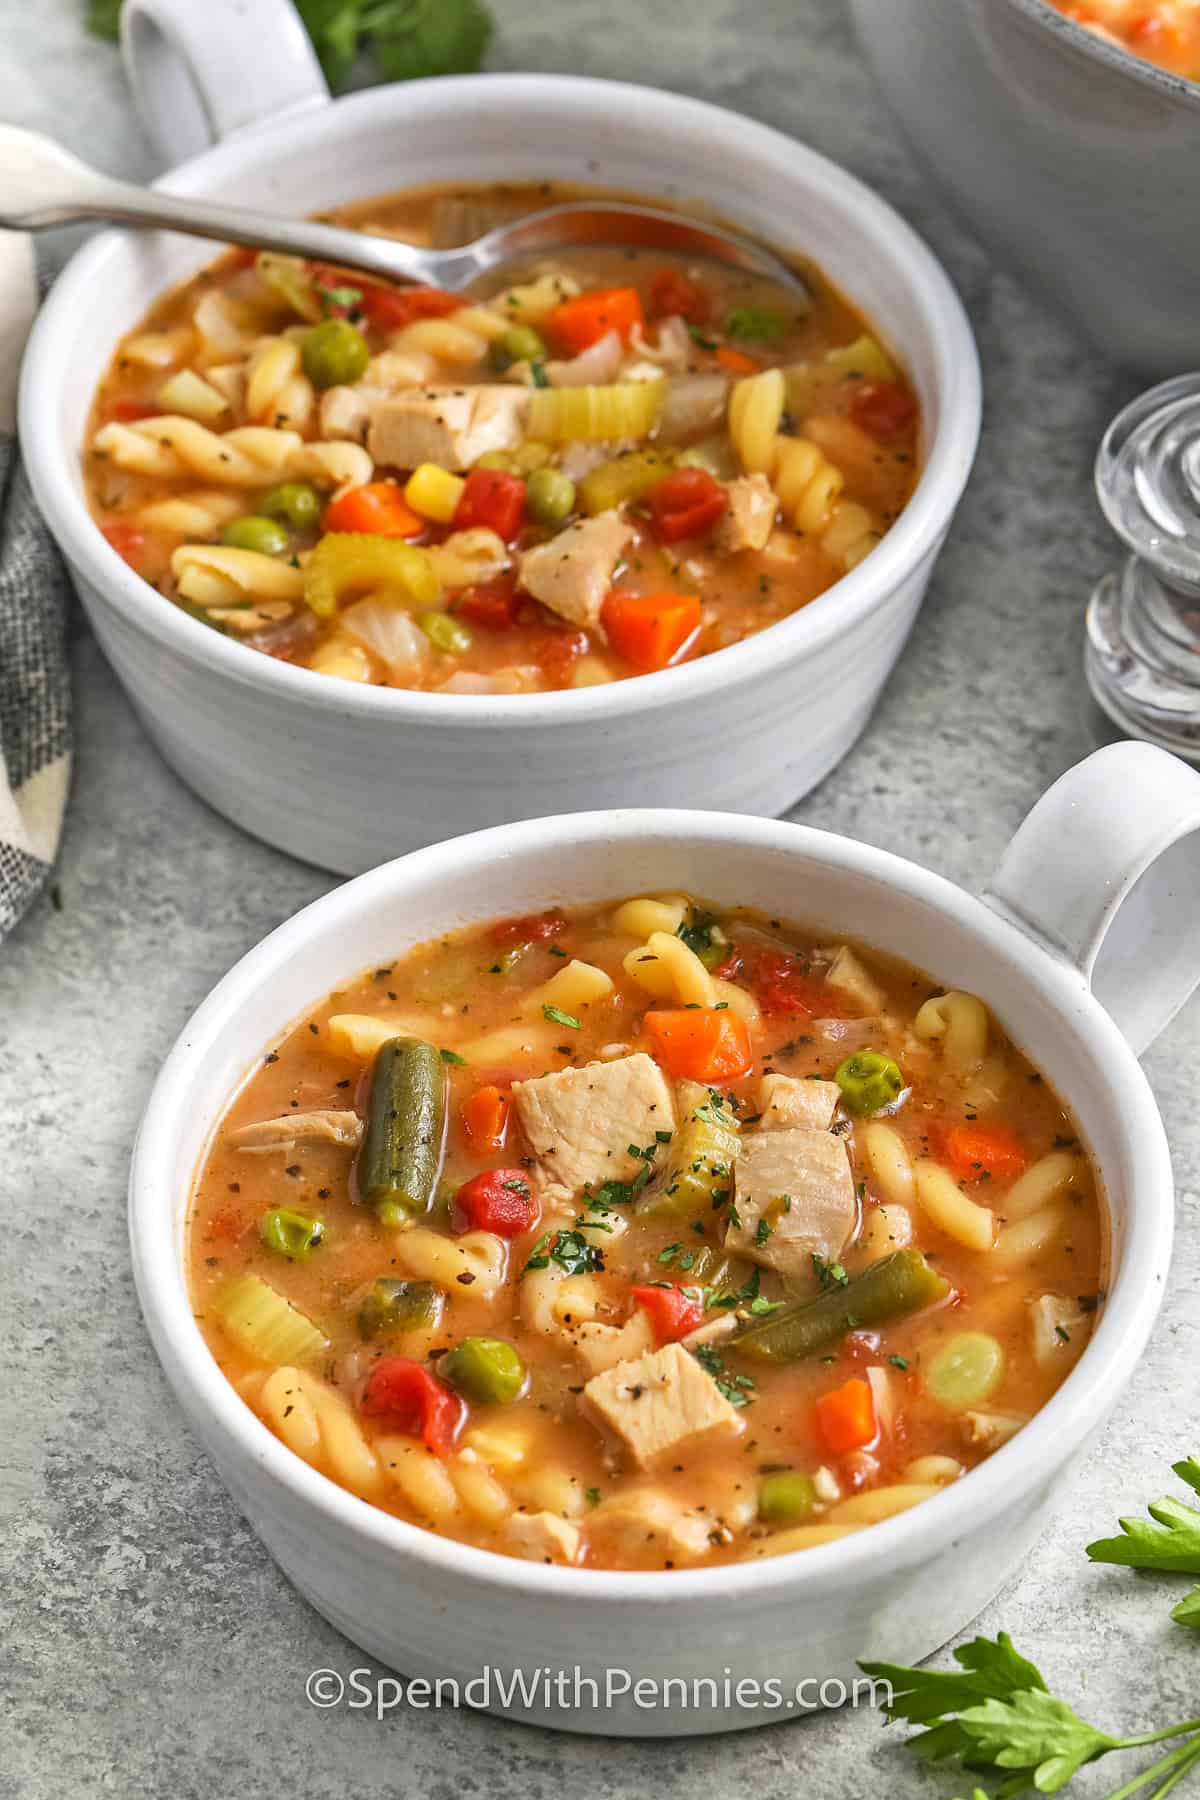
[121,0,330,168]
[984,741,1200,1055]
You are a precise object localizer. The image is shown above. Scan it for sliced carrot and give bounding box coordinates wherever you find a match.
[322,482,424,538]
[461,1084,510,1153]
[601,590,702,673]
[814,1377,877,1454]
[547,286,645,356]
[643,1008,753,1082]
[942,1121,1027,1184]
[716,345,759,376]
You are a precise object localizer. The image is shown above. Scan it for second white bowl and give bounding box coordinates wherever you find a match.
[23,1,980,873]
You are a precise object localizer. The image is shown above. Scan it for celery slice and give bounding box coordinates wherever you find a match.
[643,1081,741,1223]
[304,533,440,619]
[217,1273,329,1365]
[527,379,664,444]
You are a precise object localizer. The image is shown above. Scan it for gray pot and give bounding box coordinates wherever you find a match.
[849,0,1200,375]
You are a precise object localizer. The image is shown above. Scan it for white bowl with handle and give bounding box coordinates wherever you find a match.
[129,740,1200,1735]
[20,0,980,876]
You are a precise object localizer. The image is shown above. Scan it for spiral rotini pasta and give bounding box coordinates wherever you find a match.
[728,368,786,474]
[772,434,845,536]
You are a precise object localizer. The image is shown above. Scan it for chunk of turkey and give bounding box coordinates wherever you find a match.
[505,1510,582,1565]
[717,474,778,553]
[583,1341,744,1468]
[726,1127,857,1281]
[756,1072,841,1132]
[367,384,529,471]
[516,511,635,633]
[231,1110,362,1153]
[511,1053,675,1210]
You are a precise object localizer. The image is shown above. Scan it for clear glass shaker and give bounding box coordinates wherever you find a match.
[1087,373,1200,760]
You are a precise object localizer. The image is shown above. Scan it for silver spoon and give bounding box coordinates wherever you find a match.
[0,123,810,300]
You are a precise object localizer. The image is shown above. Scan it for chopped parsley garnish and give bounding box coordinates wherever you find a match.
[542,1003,581,1029]
[585,1487,602,1507]
[887,1353,910,1370]
[439,1047,466,1065]
[658,1241,684,1264]
[754,1217,773,1248]
[522,1228,604,1277]
[812,1252,850,1290]
[694,1342,756,1408]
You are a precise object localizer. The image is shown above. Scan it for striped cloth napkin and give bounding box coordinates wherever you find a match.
[0,231,71,939]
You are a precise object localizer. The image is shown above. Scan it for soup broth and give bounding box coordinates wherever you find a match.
[86,182,919,694]
[188,894,1104,1571]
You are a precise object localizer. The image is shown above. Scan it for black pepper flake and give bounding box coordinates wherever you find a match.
[456,1271,476,1286]
[264,1052,279,1064]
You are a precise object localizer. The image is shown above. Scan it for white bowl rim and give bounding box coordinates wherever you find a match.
[25,71,981,731]
[1009,0,1200,99]
[129,806,1173,1605]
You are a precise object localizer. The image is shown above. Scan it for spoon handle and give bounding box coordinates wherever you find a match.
[0,123,446,288]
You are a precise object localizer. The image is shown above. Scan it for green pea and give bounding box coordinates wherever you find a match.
[440,1336,527,1405]
[220,515,290,556]
[724,306,789,342]
[302,317,370,389]
[257,481,322,530]
[418,610,472,655]
[758,1470,817,1525]
[259,1208,325,1260]
[526,466,576,527]
[357,1278,445,1340]
[834,1050,904,1116]
[925,1332,1004,1410]
[489,324,546,370]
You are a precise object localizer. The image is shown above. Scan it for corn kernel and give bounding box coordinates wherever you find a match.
[405,462,465,523]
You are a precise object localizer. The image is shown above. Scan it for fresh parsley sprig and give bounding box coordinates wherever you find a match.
[1087,1458,1200,1628]
[862,1632,1200,1798]
[88,0,492,93]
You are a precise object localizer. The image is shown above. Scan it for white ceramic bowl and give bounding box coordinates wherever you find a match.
[21,0,980,876]
[129,740,1200,1736]
[850,0,1200,376]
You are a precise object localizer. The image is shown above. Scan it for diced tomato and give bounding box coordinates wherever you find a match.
[648,268,710,326]
[490,909,567,947]
[547,286,645,356]
[941,1121,1027,1184]
[322,482,424,538]
[838,1331,881,1370]
[360,1357,465,1457]
[451,578,520,630]
[849,380,917,440]
[601,590,702,674]
[643,1008,753,1082]
[357,283,462,332]
[460,1084,510,1153]
[631,1283,705,1344]
[451,1168,535,1238]
[224,247,259,273]
[101,521,149,569]
[107,397,159,422]
[452,468,527,541]
[751,949,828,1016]
[531,623,589,685]
[715,345,759,377]
[208,1206,249,1244]
[814,1376,877,1454]
[643,467,728,543]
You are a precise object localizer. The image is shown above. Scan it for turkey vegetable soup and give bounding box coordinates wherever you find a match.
[1048,0,1200,76]
[188,893,1104,1573]
[85,183,919,696]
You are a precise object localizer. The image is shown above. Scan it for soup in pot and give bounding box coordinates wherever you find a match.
[188,893,1104,1571]
[86,182,920,695]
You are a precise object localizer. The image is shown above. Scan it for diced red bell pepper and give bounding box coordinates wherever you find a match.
[357,284,462,332]
[107,397,159,423]
[360,1357,465,1457]
[643,467,728,543]
[490,909,567,947]
[849,380,917,440]
[101,521,149,566]
[648,268,710,326]
[451,578,520,630]
[631,1283,705,1343]
[531,623,589,685]
[450,1168,535,1238]
[452,468,527,541]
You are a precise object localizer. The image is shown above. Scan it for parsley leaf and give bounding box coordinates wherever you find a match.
[1088,1457,1200,1628]
[522,1228,603,1278]
[812,1252,849,1290]
[542,1003,581,1029]
[957,1691,1115,1792]
[439,1047,466,1065]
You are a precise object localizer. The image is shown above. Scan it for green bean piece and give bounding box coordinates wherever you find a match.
[419,611,472,655]
[259,1207,325,1260]
[440,1336,527,1405]
[526,466,576,527]
[302,317,370,389]
[220,515,290,556]
[834,1050,904,1116]
[357,1278,445,1340]
[356,1037,446,1226]
[758,1471,817,1524]
[925,1332,1004,1409]
[732,1248,950,1364]
[257,480,322,529]
[489,324,546,371]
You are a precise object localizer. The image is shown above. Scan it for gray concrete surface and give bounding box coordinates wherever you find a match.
[3,1,1198,1794]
